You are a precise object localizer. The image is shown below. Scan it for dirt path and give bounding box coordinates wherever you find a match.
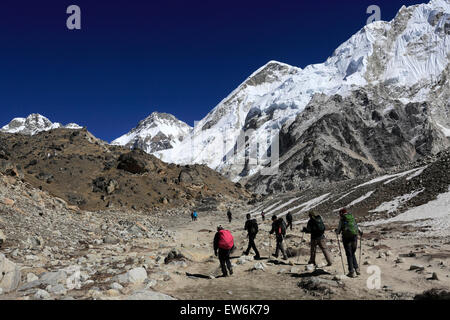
[154,212,450,300]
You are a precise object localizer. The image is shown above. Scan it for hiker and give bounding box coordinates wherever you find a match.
[213,226,234,277]
[192,211,198,221]
[286,211,293,231]
[335,208,363,278]
[261,211,265,221]
[227,209,232,223]
[302,212,333,267]
[269,215,288,260]
[243,213,260,259]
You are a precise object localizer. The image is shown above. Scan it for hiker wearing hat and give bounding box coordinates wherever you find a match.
[269,215,288,260]
[302,212,332,267]
[336,208,363,278]
[244,213,260,259]
[213,226,234,277]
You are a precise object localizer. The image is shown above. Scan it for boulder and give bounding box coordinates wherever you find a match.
[117,152,148,174]
[414,288,450,300]
[0,229,6,246]
[117,267,147,285]
[0,253,21,293]
[298,277,339,294]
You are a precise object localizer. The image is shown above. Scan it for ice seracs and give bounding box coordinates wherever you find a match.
[1,114,82,136]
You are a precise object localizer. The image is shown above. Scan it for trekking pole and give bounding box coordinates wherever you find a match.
[297,232,305,264]
[336,233,346,275]
[359,235,362,267]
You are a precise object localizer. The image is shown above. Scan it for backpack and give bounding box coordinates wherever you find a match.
[311,215,326,235]
[249,219,258,235]
[193,212,198,218]
[277,219,286,236]
[218,230,234,250]
[342,213,358,238]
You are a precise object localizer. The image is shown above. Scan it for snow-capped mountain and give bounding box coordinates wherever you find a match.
[112,112,192,153]
[155,0,450,181]
[1,114,82,136]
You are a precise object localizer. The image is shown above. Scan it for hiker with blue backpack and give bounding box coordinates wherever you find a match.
[336,208,363,278]
[192,211,198,221]
[302,212,333,267]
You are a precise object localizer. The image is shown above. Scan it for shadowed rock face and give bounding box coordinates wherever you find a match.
[246,89,449,194]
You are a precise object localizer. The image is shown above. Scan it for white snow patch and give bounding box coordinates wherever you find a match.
[436,123,450,137]
[368,189,425,216]
[364,187,450,237]
[347,191,375,207]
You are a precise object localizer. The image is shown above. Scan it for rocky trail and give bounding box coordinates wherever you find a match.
[2,169,449,300]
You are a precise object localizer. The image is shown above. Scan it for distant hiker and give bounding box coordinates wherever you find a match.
[302,212,332,267]
[336,208,363,278]
[269,215,288,260]
[243,214,260,259]
[286,211,293,231]
[192,211,198,221]
[213,226,234,277]
[261,211,265,222]
[227,209,232,223]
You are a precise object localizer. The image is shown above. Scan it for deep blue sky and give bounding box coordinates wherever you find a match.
[0,0,427,142]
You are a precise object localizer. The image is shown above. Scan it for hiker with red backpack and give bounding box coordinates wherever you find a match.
[302,212,333,267]
[243,214,260,259]
[213,226,234,277]
[335,208,363,278]
[269,215,288,260]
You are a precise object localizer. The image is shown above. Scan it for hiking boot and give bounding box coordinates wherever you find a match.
[272,254,279,259]
[282,256,288,261]
[254,255,261,260]
[326,262,333,267]
[243,251,249,256]
[229,269,233,276]
[347,272,356,278]
[355,268,361,276]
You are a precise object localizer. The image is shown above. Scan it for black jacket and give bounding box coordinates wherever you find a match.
[270,218,286,237]
[303,216,325,240]
[286,213,293,222]
[244,219,258,236]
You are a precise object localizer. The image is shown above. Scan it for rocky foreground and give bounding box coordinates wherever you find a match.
[1,167,450,300]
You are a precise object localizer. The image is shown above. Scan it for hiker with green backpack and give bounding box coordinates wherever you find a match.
[302,212,333,267]
[335,208,363,278]
[243,214,261,259]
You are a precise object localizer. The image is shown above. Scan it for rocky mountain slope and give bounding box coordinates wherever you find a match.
[245,87,449,194]
[112,112,192,153]
[1,156,450,300]
[245,147,450,233]
[1,114,82,135]
[154,0,450,184]
[0,128,249,212]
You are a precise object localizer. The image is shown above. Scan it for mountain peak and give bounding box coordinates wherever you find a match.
[112,112,192,153]
[1,113,82,135]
